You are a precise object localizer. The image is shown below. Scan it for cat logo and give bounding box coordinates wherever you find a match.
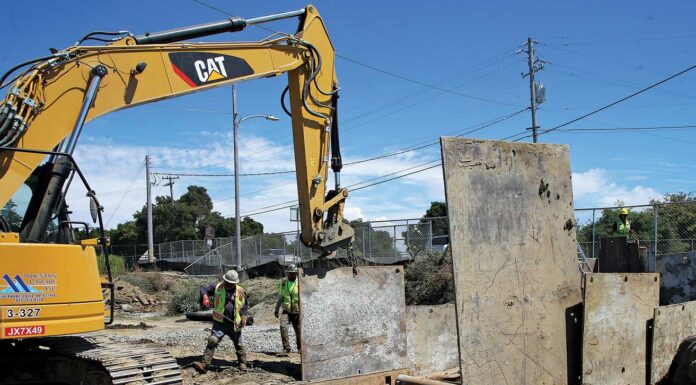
[169,52,254,87]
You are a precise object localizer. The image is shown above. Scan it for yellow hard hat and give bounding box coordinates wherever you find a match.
[619,208,629,215]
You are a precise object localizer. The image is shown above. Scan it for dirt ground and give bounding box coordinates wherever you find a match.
[103,272,300,384]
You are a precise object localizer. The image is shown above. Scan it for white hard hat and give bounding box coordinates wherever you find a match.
[223,270,239,284]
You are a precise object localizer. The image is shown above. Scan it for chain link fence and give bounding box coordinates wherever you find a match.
[110,200,696,274]
[575,201,696,267]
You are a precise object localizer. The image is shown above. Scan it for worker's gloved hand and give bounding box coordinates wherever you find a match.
[202,294,210,308]
[274,309,279,319]
[241,315,248,327]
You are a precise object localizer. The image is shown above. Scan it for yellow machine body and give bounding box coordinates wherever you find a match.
[0,239,103,339]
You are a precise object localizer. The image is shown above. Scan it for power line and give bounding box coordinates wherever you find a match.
[154,108,528,178]
[106,160,146,227]
[152,170,294,177]
[336,54,521,107]
[546,124,696,133]
[549,33,696,46]
[543,44,696,84]
[536,63,696,138]
[239,127,531,217]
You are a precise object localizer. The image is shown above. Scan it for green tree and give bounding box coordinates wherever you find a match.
[575,193,696,256]
[179,185,213,220]
[108,185,266,246]
[1,199,23,231]
[350,218,400,260]
[403,202,449,258]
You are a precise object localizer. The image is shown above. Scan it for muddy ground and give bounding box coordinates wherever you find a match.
[102,272,300,384]
[103,314,300,384]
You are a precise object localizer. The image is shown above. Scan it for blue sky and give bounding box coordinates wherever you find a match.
[2,0,695,232]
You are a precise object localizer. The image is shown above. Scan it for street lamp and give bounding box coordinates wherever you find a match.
[232,84,279,270]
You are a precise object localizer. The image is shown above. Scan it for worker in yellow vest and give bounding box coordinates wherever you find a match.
[612,208,633,237]
[274,264,300,354]
[193,270,249,373]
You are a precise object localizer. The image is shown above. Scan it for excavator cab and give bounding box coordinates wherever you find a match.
[0,148,114,340]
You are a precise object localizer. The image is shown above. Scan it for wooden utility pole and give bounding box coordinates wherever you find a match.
[145,155,155,262]
[527,37,538,143]
[162,175,179,201]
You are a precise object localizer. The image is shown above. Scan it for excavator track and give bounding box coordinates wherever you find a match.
[0,335,183,385]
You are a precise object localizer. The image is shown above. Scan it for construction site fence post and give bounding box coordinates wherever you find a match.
[591,208,596,258]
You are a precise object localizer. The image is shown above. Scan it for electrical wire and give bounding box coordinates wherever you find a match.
[529,63,696,139]
[152,170,294,177]
[154,108,528,178]
[106,160,146,227]
[335,54,521,107]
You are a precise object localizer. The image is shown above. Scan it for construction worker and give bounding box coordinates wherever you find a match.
[193,270,249,373]
[612,208,632,237]
[274,264,300,354]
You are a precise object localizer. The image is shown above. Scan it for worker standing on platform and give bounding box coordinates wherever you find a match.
[612,208,633,237]
[274,264,301,354]
[193,270,249,372]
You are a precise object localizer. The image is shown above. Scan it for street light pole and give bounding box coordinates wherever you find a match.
[232,84,241,270]
[231,84,279,271]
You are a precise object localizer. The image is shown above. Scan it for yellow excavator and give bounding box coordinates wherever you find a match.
[0,5,353,384]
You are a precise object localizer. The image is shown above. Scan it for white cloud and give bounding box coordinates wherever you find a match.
[572,168,661,208]
[343,205,365,221]
[65,133,447,235]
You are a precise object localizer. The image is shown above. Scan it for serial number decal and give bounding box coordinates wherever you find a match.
[5,325,45,337]
[6,308,41,318]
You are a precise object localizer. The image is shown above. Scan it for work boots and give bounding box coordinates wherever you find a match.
[237,347,248,371]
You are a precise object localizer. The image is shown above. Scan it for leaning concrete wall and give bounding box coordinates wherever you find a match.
[656,250,696,305]
[299,266,407,381]
[441,138,583,385]
[405,304,459,376]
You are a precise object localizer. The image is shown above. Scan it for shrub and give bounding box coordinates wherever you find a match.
[169,280,201,314]
[97,254,126,278]
[120,274,155,293]
[404,250,455,305]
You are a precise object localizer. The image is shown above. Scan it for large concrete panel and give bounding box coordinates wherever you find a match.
[656,251,696,305]
[406,304,459,376]
[441,137,583,385]
[582,273,659,385]
[299,266,407,381]
[650,300,696,384]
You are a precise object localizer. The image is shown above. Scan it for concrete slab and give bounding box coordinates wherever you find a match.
[441,137,583,385]
[299,266,407,381]
[656,251,696,305]
[650,300,696,384]
[406,304,459,376]
[581,273,659,385]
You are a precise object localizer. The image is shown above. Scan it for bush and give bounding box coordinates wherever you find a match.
[404,250,455,305]
[120,274,155,293]
[97,254,126,278]
[169,280,201,314]
[119,272,173,293]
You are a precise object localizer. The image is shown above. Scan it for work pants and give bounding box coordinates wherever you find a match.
[203,320,247,365]
[280,311,301,352]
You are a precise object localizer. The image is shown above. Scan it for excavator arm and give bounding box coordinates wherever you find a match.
[0,5,353,254]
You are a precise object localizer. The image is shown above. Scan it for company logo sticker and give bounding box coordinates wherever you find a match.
[169,52,254,87]
[0,273,57,303]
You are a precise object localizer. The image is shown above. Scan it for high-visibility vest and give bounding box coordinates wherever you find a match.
[212,283,245,330]
[279,279,299,314]
[616,218,631,236]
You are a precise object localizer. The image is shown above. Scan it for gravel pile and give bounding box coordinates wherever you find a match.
[110,323,298,354]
